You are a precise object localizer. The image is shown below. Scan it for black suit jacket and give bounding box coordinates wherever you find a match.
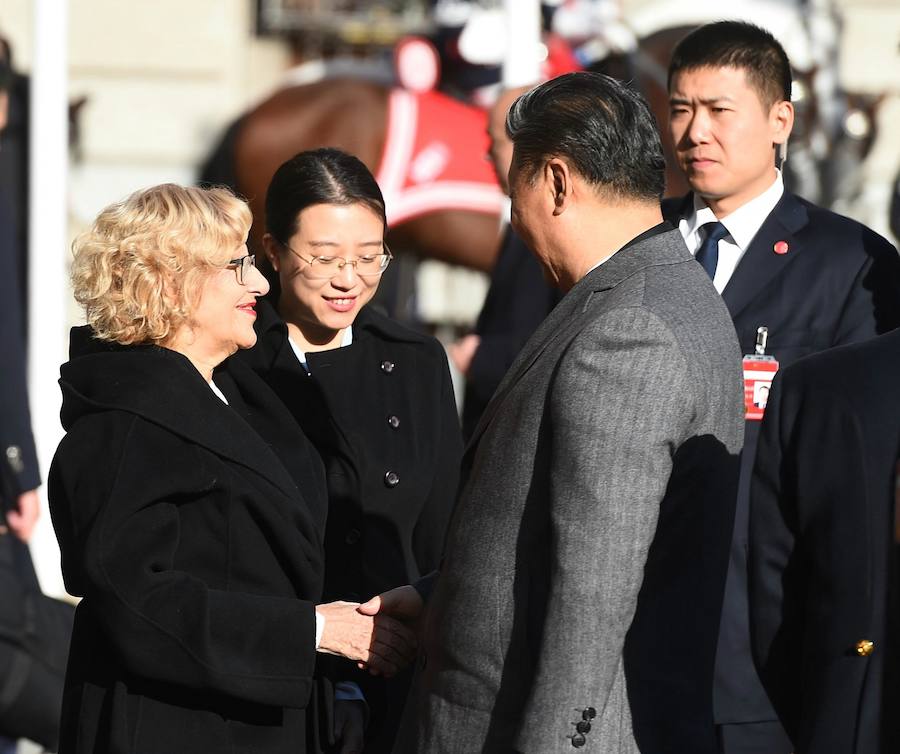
[0,191,39,507]
[662,191,900,723]
[461,227,560,439]
[750,330,900,753]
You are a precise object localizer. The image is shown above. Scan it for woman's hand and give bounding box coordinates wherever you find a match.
[316,601,417,677]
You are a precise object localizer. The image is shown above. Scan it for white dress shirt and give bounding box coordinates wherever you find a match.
[677,171,785,294]
[208,379,229,405]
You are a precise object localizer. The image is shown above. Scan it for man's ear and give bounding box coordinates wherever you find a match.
[261,233,280,272]
[771,99,794,147]
[546,158,572,216]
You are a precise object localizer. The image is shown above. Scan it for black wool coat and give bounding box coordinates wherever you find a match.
[0,190,39,503]
[48,331,330,754]
[750,329,900,754]
[241,301,462,604]
[240,302,462,752]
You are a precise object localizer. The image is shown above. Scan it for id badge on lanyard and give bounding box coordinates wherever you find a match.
[743,326,778,421]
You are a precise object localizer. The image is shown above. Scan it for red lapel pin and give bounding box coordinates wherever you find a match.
[773,240,789,255]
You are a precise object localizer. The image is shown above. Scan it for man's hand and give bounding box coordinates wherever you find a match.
[356,586,425,674]
[316,601,417,677]
[333,699,366,754]
[358,585,424,623]
[448,334,481,376]
[6,488,40,542]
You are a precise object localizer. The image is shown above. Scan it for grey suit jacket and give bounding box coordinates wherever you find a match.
[398,226,744,753]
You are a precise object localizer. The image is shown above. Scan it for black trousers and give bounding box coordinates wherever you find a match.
[0,530,74,751]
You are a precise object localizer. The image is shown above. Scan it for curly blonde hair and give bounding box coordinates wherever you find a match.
[71,183,252,345]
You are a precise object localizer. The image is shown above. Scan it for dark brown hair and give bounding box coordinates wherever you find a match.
[668,21,792,108]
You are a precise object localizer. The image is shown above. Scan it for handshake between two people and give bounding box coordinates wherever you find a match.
[316,585,425,677]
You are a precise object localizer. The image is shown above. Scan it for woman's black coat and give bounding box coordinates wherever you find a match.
[242,301,462,603]
[240,302,462,751]
[48,330,330,754]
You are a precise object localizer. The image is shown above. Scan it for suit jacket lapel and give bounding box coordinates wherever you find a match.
[721,193,808,322]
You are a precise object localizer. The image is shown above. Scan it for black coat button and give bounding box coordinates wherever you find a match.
[384,471,400,487]
[571,733,586,748]
[387,415,400,429]
[575,721,591,734]
[345,529,361,545]
[380,360,395,374]
[582,707,597,720]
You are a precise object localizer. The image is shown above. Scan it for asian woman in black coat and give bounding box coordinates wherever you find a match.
[240,149,463,752]
[48,184,415,754]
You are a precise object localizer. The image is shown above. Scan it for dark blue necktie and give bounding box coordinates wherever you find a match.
[695,222,728,280]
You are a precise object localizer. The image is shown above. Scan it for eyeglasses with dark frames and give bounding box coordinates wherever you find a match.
[226,254,257,285]
[278,240,393,280]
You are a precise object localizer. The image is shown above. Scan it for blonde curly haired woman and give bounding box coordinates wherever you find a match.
[48,184,415,754]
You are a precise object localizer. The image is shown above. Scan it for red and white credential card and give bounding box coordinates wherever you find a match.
[742,355,779,421]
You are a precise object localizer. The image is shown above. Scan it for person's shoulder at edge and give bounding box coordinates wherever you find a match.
[580,223,692,285]
[793,194,898,252]
[67,323,127,359]
[776,327,900,396]
[633,237,743,368]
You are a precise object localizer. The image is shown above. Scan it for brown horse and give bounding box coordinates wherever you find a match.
[202,77,505,274]
[201,29,709,284]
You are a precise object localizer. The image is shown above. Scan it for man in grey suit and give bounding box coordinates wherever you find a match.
[365,72,744,753]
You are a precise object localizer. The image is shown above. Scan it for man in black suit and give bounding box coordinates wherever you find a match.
[749,330,900,754]
[0,59,72,754]
[0,59,39,753]
[0,45,37,515]
[662,20,900,754]
[0,51,40,586]
[0,39,29,328]
[449,85,560,440]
